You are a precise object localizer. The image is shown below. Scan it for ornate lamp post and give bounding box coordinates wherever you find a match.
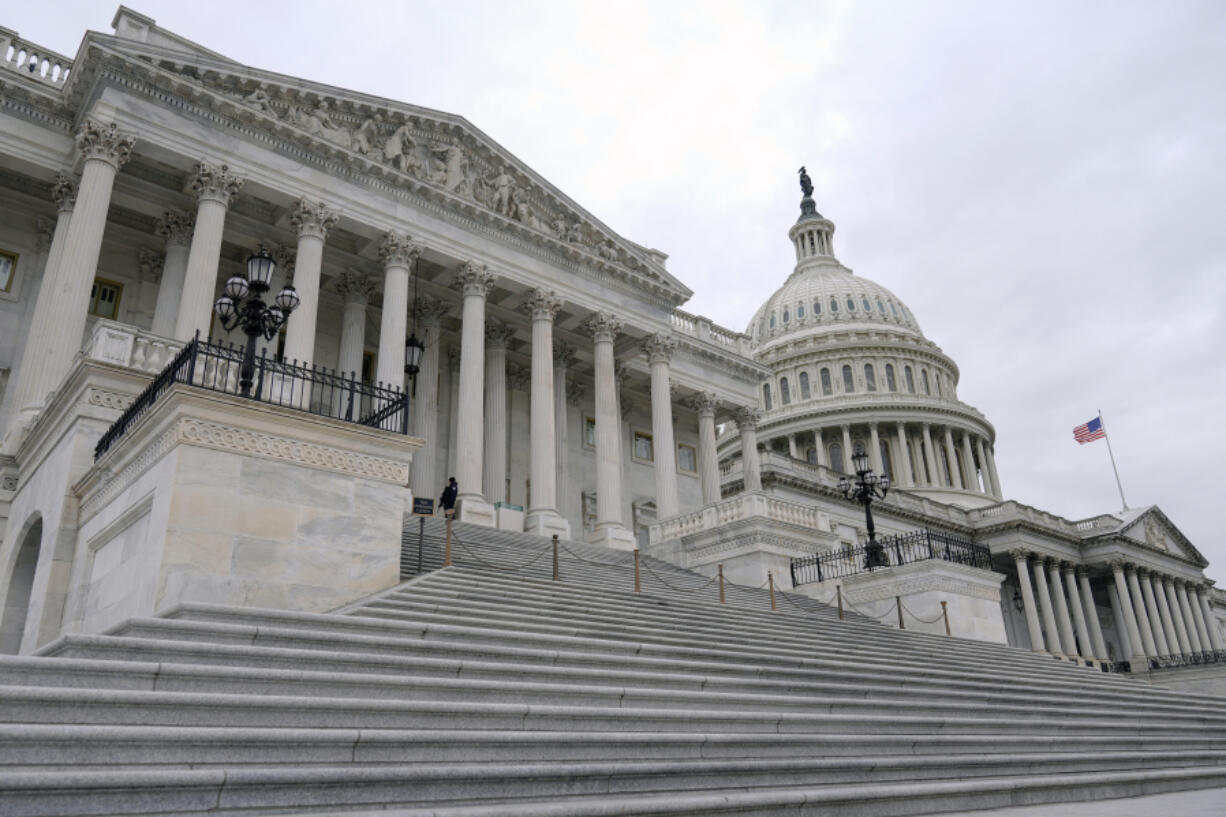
[838,449,891,569]
[213,249,301,396]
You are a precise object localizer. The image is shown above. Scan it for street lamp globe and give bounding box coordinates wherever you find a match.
[274,285,300,313]
[224,275,250,300]
[851,450,871,474]
[246,249,276,290]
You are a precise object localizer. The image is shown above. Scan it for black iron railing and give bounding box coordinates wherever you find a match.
[790,528,992,587]
[95,336,409,459]
[1103,649,1226,674]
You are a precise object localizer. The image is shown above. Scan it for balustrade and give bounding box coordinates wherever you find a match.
[1,33,72,85]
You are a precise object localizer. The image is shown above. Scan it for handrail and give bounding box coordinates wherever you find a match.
[790,528,992,587]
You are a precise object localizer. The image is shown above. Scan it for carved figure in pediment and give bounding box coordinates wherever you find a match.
[288,101,352,149]
[1144,516,1168,550]
[383,124,424,177]
[430,144,469,191]
[351,114,385,156]
[597,241,619,261]
[242,88,277,115]
[566,221,589,245]
[511,187,545,230]
[551,216,571,239]
[489,171,515,216]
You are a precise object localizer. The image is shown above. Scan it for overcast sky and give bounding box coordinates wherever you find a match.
[11,1,1226,581]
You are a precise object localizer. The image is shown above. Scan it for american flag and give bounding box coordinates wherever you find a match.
[1073,416,1105,444]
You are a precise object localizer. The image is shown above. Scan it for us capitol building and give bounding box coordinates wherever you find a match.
[0,7,1223,690]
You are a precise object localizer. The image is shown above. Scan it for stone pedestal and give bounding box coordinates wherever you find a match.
[495,502,524,532]
[457,496,495,527]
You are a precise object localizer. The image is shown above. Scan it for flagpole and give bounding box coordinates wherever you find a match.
[1098,409,1128,511]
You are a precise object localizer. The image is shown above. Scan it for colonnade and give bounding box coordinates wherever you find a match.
[1009,550,1224,666]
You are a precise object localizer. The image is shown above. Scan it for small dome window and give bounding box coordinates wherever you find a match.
[877,298,886,314]
[799,371,811,399]
[862,296,872,312]
[782,308,790,324]
[830,298,839,313]
[820,367,832,395]
[763,383,772,411]
[842,364,855,393]
[814,300,822,315]
[889,301,899,317]
[847,297,856,312]
[769,314,776,329]
[886,363,897,392]
[780,377,791,405]
[797,303,805,319]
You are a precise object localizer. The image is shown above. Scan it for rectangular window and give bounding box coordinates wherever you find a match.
[583,416,596,449]
[88,278,123,320]
[0,249,17,294]
[632,429,654,463]
[677,443,697,474]
[361,351,375,383]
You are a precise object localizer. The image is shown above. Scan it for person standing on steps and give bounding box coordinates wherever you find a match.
[439,477,458,518]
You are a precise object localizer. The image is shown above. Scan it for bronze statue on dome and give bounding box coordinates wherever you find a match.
[798,166,813,198]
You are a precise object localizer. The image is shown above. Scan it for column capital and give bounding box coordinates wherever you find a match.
[155,209,195,247]
[522,288,563,321]
[454,261,495,297]
[642,332,678,364]
[566,381,585,407]
[379,231,420,267]
[1123,562,1139,575]
[447,343,462,371]
[1008,548,1031,562]
[189,161,244,207]
[869,421,879,431]
[1059,561,1077,575]
[485,319,515,349]
[413,294,450,328]
[335,267,377,303]
[1075,566,1091,579]
[507,361,531,392]
[1107,559,1127,572]
[50,172,77,212]
[552,340,576,368]
[686,391,720,418]
[584,311,623,344]
[138,249,164,284]
[734,406,760,430]
[76,119,135,169]
[290,198,338,239]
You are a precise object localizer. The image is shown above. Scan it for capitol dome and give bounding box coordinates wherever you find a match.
[721,175,1003,510]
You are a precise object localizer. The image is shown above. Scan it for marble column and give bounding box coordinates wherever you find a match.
[334,268,374,378]
[788,434,799,460]
[960,432,977,492]
[174,161,243,341]
[4,173,76,442]
[644,334,679,521]
[695,393,720,505]
[1163,577,1193,657]
[921,424,940,488]
[943,427,964,489]
[1061,564,1094,661]
[586,312,633,548]
[1046,559,1078,657]
[1187,583,1214,652]
[507,364,530,508]
[136,250,164,330]
[483,320,514,504]
[409,295,448,504]
[1150,572,1182,658]
[446,344,461,479]
[1030,556,1064,656]
[737,408,763,492]
[1138,570,1171,657]
[911,434,927,484]
[869,423,883,475]
[453,262,495,518]
[1077,568,1110,661]
[41,122,134,394]
[522,290,567,536]
[1012,550,1046,653]
[974,437,990,496]
[1110,561,1147,659]
[1125,564,1158,659]
[1176,581,1205,654]
[1196,587,1224,651]
[894,423,912,487]
[815,427,830,469]
[375,232,418,389]
[553,342,576,524]
[150,209,193,337]
[985,444,1002,498]
[281,199,337,368]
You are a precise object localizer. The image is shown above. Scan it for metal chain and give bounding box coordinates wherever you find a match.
[449,533,554,572]
[638,556,717,593]
[900,598,948,624]
[559,543,633,566]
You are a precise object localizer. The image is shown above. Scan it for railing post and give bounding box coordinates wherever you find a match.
[254,348,267,400]
[926,529,935,558]
[633,549,641,593]
[941,600,950,636]
[552,534,560,581]
[837,585,844,620]
[400,390,409,434]
[185,331,199,385]
[768,571,776,611]
[443,516,453,567]
[816,559,823,583]
[896,596,905,629]
[719,564,726,604]
[345,373,355,421]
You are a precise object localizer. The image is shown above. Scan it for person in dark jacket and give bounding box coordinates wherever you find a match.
[439,477,458,518]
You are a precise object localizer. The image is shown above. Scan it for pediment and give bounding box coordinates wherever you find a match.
[66,34,693,307]
[1119,506,1205,566]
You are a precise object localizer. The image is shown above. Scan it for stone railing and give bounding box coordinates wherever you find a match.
[754,391,991,426]
[670,308,753,356]
[84,320,186,375]
[648,490,830,544]
[0,31,72,86]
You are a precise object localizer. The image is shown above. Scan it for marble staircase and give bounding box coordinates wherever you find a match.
[0,517,1224,815]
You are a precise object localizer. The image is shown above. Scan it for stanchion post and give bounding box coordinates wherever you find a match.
[417,516,424,575]
[633,549,641,593]
[443,516,453,567]
[719,564,726,604]
[941,600,950,636]
[552,534,560,581]
[768,571,776,611]
[837,585,844,620]
[896,595,905,629]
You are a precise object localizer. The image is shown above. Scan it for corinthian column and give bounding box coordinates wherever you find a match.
[1163,577,1193,657]
[1150,572,1182,658]
[694,392,721,504]
[1011,550,1045,652]
[921,424,940,487]
[868,422,883,475]
[895,422,913,487]
[334,268,375,378]
[521,290,567,536]
[1125,564,1158,659]
[409,295,449,503]
[585,312,633,548]
[1077,569,1109,661]
[150,210,194,337]
[376,232,419,389]
[985,443,1002,498]
[735,408,763,492]
[453,263,495,521]
[1030,556,1064,657]
[1138,570,1171,657]
[1046,559,1078,658]
[1196,586,1224,651]
[553,341,576,525]
[483,320,514,504]
[960,432,977,491]
[943,427,964,489]
[1176,581,1205,654]
[1110,561,1146,660]
[283,199,337,368]
[643,333,680,520]
[974,437,991,497]
[42,121,134,393]
[174,161,243,341]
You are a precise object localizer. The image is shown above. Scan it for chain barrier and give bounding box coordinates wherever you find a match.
[638,556,718,594]
[559,543,633,566]
[448,531,554,573]
[900,598,948,625]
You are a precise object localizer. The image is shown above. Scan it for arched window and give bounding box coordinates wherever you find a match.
[921,369,931,395]
[780,377,791,405]
[814,300,822,315]
[842,365,855,393]
[905,366,915,393]
[864,364,877,392]
[862,296,872,312]
[885,363,897,392]
[830,298,839,313]
[830,442,844,474]
[890,301,899,317]
[799,371,811,399]
[763,383,772,411]
[769,314,776,329]
[877,298,886,314]
[847,296,856,312]
[820,368,832,395]
[797,303,805,319]
[782,308,790,324]
[934,375,943,398]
